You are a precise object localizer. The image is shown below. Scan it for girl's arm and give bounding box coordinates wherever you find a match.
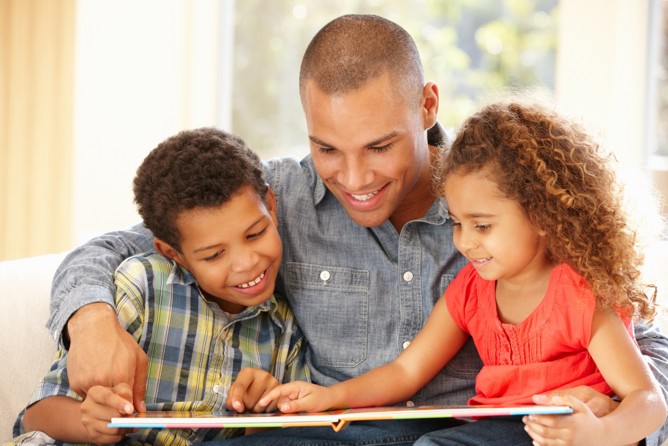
[525,308,667,445]
[261,297,469,412]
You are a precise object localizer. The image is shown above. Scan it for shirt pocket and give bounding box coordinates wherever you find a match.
[284,262,369,368]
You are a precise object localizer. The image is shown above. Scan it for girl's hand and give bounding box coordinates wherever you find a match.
[258,381,335,413]
[523,394,603,446]
[80,383,135,444]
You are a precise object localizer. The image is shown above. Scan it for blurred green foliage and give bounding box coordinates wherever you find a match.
[231,0,558,158]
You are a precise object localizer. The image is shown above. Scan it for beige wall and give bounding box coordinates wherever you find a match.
[0,0,76,260]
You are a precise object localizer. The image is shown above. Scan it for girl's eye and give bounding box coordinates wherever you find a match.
[204,250,224,262]
[450,220,461,227]
[475,224,491,232]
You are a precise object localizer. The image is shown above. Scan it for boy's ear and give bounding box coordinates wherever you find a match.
[265,187,278,226]
[154,239,184,265]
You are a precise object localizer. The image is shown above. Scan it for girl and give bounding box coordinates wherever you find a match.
[258,100,666,445]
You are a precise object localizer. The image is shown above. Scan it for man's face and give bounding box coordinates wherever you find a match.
[302,73,438,230]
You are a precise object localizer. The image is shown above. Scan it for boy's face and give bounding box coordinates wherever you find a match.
[156,185,282,314]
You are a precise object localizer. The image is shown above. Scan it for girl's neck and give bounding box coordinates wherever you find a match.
[495,260,556,325]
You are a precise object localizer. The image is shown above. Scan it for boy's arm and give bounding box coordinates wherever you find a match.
[23,388,134,444]
[48,223,153,407]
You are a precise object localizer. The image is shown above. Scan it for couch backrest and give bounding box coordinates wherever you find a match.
[0,253,65,442]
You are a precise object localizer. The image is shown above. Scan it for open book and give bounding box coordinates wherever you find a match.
[109,404,573,432]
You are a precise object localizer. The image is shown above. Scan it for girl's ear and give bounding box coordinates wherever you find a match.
[154,239,185,267]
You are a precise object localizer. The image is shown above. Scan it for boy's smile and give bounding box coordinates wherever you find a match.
[156,185,282,314]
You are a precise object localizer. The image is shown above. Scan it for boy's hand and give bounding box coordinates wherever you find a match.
[80,383,136,444]
[523,394,606,446]
[258,381,334,413]
[67,303,148,413]
[226,367,280,413]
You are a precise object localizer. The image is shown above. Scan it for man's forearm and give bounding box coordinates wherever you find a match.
[634,322,668,446]
[48,223,154,345]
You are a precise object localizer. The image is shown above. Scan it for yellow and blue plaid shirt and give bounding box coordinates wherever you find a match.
[13,253,309,445]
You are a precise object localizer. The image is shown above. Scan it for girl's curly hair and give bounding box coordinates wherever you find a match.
[435,99,656,321]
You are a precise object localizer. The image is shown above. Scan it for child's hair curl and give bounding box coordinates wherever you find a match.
[436,99,656,321]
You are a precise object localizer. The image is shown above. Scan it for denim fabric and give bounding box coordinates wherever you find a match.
[264,156,476,406]
[201,419,463,446]
[413,418,533,446]
[47,154,668,444]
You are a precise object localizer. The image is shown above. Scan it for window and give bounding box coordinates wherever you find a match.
[229,0,558,159]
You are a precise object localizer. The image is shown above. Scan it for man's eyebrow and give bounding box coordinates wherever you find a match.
[309,131,399,149]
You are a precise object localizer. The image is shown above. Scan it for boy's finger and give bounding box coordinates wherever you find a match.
[91,385,134,414]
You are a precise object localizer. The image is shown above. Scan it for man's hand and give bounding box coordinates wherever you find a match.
[226,367,280,413]
[80,383,135,444]
[66,303,148,412]
[532,386,619,417]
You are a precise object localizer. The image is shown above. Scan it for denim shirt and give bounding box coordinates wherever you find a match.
[265,155,477,405]
[48,147,668,445]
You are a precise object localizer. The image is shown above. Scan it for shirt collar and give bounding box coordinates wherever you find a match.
[166,259,283,326]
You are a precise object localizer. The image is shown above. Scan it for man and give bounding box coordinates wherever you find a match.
[48,15,668,445]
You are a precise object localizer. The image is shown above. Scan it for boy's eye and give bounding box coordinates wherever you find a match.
[248,227,267,240]
[204,250,224,261]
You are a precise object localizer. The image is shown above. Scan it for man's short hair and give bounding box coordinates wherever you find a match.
[133,127,268,251]
[300,14,425,104]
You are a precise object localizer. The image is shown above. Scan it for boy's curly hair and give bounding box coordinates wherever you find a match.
[133,127,268,252]
[436,99,656,321]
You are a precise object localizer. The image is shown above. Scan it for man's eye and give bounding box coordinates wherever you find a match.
[369,144,392,153]
[319,147,336,154]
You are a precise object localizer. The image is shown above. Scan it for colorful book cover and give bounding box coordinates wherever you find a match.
[109,404,573,432]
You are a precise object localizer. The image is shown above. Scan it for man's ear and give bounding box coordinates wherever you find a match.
[154,239,184,266]
[421,81,439,130]
[264,187,278,227]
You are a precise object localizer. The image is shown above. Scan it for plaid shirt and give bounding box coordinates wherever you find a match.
[13,253,309,446]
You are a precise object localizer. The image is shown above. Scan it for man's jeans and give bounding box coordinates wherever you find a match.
[199,419,463,446]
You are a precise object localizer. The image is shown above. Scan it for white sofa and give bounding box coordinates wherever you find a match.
[0,253,65,442]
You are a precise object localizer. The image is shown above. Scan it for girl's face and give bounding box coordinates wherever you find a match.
[444,166,551,287]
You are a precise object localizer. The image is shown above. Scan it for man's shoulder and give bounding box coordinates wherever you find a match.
[263,155,317,185]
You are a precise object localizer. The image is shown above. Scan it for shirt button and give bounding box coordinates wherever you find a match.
[213,385,220,394]
[402,341,411,350]
[406,400,415,407]
[320,270,331,281]
[403,271,414,282]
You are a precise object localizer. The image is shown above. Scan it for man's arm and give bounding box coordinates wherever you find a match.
[48,223,153,410]
[634,322,668,446]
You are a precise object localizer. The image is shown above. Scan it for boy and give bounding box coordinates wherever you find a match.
[11,127,309,445]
